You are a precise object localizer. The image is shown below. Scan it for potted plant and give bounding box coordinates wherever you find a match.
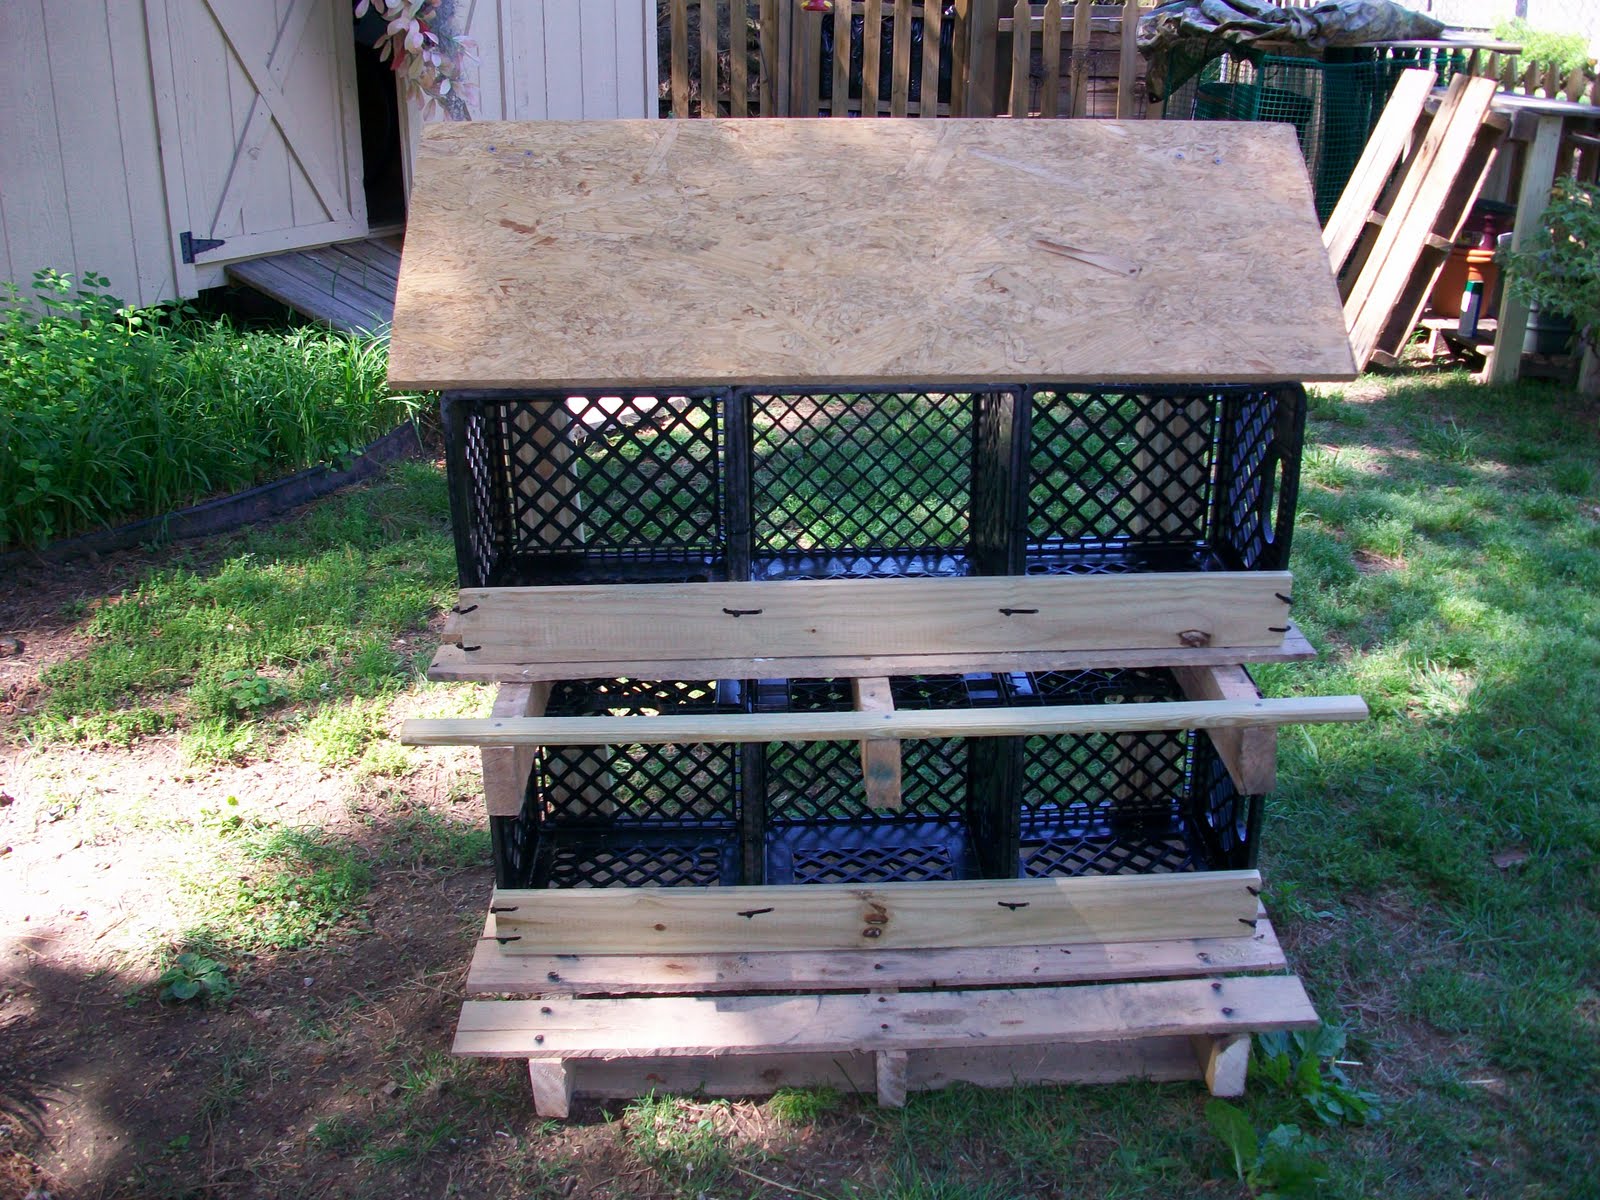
[1500,179,1600,391]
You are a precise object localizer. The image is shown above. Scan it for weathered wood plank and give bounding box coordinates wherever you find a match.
[453,972,1317,1057]
[701,0,719,116]
[441,574,1298,664]
[465,914,1290,995]
[481,682,551,817]
[1323,69,1436,275]
[1116,0,1140,119]
[485,871,1262,955]
[1040,0,1063,118]
[864,0,884,115]
[389,109,1354,388]
[1172,664,1277,794]
[671,0,690,117]
[1068,0,1093,117]
[1009,0,1031,116]
[892,0,915,116]
[528,1059,574,1117]
[427,620,1321,684]
[833,0,852,114]
[921,0,944,117]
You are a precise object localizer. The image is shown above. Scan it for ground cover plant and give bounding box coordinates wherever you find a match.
[0,369,1597,1198]
[0,269,422,549]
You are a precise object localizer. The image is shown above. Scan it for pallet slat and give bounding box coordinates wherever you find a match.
[454,973,1317,1058]
[485,870,1262,955]
[440,573,1298,664]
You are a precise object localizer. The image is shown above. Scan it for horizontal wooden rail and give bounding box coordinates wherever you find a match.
[402,695,1367,748]
[485,869,1261,955]
[454,974,1318,1059]
[442,573,1298,664]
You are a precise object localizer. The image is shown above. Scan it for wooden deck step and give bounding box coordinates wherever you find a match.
[226,235,401,333]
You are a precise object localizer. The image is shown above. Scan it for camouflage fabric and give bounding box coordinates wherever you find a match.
[1138,0,1447,100]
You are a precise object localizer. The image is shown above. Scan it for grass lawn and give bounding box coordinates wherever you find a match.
[0,369,1597,1198]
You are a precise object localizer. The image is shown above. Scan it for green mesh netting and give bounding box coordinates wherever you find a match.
[1165,52,1414,224]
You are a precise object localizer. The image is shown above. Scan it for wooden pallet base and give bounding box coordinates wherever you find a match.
[456,906,1316,1117]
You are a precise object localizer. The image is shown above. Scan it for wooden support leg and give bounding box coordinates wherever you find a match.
[529,1058,574,1118]
[876,1050,909,1108]
[852,676,902,810]
[1192,1033,1251,1098]
[1485,114,1565,384]
[1172,665,1278,794]
[482,682,552,817]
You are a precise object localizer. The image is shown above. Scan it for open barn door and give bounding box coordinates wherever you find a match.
[146,0,368,292]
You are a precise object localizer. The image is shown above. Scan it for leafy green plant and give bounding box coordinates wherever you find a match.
[1492,19,1593,77]
[1207,1100,1330,1198]
[219,669,289,712]
[1254,1025,1382,1127]
[766,1085,842,1124]
[1501,179,1600,358]
[156,952,235,1005]
[0,269,424,549]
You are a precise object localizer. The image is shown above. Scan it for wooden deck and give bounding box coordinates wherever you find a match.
[226,235,401,334]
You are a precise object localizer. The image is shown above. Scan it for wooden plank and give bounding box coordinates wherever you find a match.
[1486,114,1565,384]
[833,0,852,114]
[700,0,719,116]
[671,0,689,117]
[442,574,1298,664]
[1115,0,1140,119]
[390,120,1354,389]
[1323,69,1436,275]
[1068,0,1093,118]
[853,676,903,810]
[731,0,750,117]
[466,914,1291,995]
[1193,1033,1251,1097]
[863,0,883,116]
[528,1059,574,1118]
[950,0,973,115]
[454,973,1318,1057]
[1039,0,1063,118]
[1009,0,1030,116]
[799,5,823,117]
[226,256,387,333]
[485,871,1262,955]
[892,0,914,116]
[1344,75,1500,369]
[759,0,778,115]
[403,695,1366,748]
[481,682,551,817]
[920,0,943,118]
[1172,665,1276,794]
[876,1050,909,1107]
[426,619,1320,684]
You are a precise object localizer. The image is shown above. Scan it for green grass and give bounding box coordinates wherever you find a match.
[0,268,425,548]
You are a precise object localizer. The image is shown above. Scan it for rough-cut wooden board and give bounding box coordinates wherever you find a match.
[388,120,1355,389]
[1173,664,1277,794]
[453,973,1317,1057]
[481,682,549,818]
[465,913,1289,994]
[485,871,1261,955]
[853,676,903,810]
[426,620,1321,683]
[1323,69,1437,276]
[402,695,1367,748]
[442,574,1297,663]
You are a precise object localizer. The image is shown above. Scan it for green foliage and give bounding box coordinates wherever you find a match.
[156,951,235,1005]
[1493,19,1593,76]
[1254,1025,1382,1127]
[766,1085,842,1124]
[622,1093,735,1188]
[1501,179,1600,349]
[1207,1100,1330,1198]
[0,268,424,549]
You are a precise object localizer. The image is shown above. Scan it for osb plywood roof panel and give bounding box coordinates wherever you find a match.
[388,119,1357,390]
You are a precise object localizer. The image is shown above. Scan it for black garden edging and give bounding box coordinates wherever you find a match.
[0,422,424,569]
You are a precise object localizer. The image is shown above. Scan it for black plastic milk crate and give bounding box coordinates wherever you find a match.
[488,678,748,888]
[752,674,1014,884]
[440,389,739,587]
[743,388,1020,579]
[1000,668,1262,878]
[1023,385,1305,574]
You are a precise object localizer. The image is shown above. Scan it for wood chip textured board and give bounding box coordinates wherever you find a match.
[388,119,1356,390]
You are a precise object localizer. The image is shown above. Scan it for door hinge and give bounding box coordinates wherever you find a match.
[180,231,227,264]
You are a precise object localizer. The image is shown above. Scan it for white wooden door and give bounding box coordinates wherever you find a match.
[146,0,367,290]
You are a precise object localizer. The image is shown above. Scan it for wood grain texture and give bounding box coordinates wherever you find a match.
[853,676,903,810]
[452,973,1317,1057]
[1172,664,1277,794]
[426,620,1321,684]
[465,913,1290,994]
[1323,69,1436,275]
[481,682,550,818]
[441,573,1298,663]
[485,871,1261,955]
[402,695,1367,748]
[388,119,1355,389]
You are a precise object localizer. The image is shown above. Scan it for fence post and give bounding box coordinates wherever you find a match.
[965,0,1001,115]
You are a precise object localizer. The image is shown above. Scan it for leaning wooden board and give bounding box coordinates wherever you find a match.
[388,119,1358,389]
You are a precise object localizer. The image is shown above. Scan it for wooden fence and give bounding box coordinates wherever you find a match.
[659,1,1599,120]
